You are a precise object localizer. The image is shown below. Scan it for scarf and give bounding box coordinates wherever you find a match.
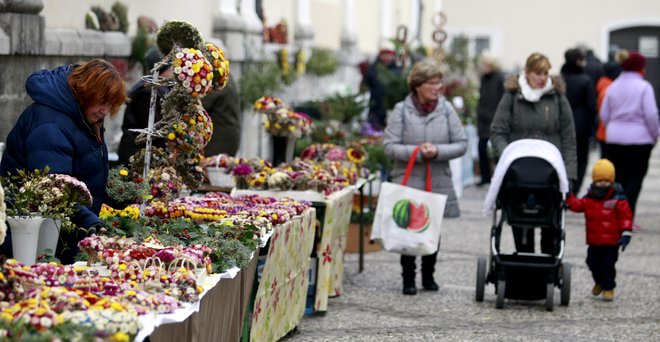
[518,73,553,102]
[412,95,438,115]
[588,184,614,199]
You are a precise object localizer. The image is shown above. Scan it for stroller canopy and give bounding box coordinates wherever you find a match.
[483,139,570,215]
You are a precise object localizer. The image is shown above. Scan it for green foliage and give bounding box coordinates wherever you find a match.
[377,63,409,111]
[130,27,152,71]
[319,92,367,124]
[0,319,99,341]
[306,48,339,76]
[350,208,375,224]
[105,166,148,207]
[363,144,392,175]
[239,61,283,108]
[111,1,129,33]
[156,20,203,55]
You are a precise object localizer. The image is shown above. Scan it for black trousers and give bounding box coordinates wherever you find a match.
[512,227,555,254]
[478,138,491,183]
[586,245,619,290]
[401,251,438,283]
[603,144,653,214]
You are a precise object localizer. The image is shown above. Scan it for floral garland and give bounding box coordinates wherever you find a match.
[205,43,230,90]
[172,48,213,98]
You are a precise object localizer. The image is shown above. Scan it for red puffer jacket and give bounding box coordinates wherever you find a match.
[567,186,633,246]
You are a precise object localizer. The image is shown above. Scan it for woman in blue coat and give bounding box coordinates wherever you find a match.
[0,59,127,264]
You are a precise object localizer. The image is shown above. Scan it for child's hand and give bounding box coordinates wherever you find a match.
[619,231,632,252]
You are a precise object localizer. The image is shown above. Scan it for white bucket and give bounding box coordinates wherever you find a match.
[37,218,60,257]
[8,216,46,266]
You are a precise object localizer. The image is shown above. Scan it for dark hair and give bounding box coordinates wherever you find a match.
[564,48,585,66]
[67,59,127,115]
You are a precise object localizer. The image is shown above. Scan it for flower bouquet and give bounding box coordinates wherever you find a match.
[253,96,283,115]
[105,166,147,210]
[232,163,253,190]
[147,167,182,203]
[264,108,313,139]
[1,168,93,265]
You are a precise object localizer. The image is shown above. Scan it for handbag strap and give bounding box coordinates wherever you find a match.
[401,146,432,192]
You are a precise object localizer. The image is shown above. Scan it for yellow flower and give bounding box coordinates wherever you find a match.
[119,169,129,177]
[168,132,176,140]
[111,332,130,342]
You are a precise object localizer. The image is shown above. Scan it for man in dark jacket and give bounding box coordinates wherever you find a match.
[476,54,505,185]
[363,43,404,130]
[202,76,242,156]
[1,60,127,264]
[561,48,597,193]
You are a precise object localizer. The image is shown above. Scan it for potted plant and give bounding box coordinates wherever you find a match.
[0,167,92,265]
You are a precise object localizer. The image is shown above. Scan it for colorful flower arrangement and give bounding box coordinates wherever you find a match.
[105,166,147,209]
[206,43,230,90]
[263,107,313,138]
[147,167,182,203]
[172,47,214,98]
[0,167,92,233]
[164,104,213,153]
[253,96,283,115]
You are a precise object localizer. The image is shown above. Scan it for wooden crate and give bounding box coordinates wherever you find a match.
[344,223,381,254]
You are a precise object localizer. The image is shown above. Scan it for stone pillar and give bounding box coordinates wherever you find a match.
[0,0,45,55]
[213,0,246,63]
[294,0,314,49]
[379,0,392,49]
[239,0,263,53]
[339,0,360,93]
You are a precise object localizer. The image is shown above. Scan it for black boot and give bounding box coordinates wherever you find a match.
[402,277,417,295]
[421,252,439,291]
[401,255,417,295]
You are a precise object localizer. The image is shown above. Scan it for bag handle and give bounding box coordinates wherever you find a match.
[401,146,432,192]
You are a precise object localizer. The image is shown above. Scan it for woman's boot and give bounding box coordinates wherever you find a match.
[401,255,417,295]
[421,252,439,291]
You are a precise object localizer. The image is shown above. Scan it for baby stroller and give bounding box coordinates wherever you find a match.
[477,139,571,311]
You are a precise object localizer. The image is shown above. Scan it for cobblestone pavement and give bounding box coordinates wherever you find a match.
[283,149,660,342]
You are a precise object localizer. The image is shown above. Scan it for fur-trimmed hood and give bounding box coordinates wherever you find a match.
[504,74,566,94]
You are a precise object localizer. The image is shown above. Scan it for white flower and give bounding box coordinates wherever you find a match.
[161,173,171,182]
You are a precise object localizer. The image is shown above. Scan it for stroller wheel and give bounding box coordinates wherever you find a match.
[475,257,487,302]
[560,263,571,306]
[495,280,505,309]
[545,283,555,311]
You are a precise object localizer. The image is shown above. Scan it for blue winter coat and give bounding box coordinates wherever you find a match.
[0,65,107,230]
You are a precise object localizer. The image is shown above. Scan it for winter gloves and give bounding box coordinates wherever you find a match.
[619,231,632,252]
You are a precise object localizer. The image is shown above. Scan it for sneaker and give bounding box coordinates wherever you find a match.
[603,290,614,301]
[592,284,602,296]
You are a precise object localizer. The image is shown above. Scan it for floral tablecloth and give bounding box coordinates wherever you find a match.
[313,187,353,311]
[232,186,356,312]
[250,207,317,342]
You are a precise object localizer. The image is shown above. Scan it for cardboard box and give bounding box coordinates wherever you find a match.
[345,223,381,254]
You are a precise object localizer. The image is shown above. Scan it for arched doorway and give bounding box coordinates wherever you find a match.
[609,25,660,105]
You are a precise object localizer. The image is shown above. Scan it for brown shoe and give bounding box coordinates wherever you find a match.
[603,290,614,301]
[592,284,602,296]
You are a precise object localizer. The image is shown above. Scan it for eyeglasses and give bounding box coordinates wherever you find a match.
[423,80,443,87]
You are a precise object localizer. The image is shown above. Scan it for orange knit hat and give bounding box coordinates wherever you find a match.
[592,159,615,183]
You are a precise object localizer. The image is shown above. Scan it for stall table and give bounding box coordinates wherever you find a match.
[233,186,354,313]
[132,208,316,342]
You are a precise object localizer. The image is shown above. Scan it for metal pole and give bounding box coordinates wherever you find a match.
[140,68,160,215]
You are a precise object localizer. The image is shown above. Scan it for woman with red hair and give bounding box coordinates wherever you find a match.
[1,59,127,264]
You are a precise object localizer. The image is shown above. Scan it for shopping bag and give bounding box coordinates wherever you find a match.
[371,146,447,256]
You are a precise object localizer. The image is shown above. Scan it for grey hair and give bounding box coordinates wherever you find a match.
[407,58,444,94]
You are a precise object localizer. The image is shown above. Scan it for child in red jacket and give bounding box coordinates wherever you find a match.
[567,159,632,301]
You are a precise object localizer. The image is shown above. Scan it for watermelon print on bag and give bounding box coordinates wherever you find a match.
[392,199,431,232]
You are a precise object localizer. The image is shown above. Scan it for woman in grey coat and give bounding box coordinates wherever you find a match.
[490,52,577,255]
[383,58,468,295]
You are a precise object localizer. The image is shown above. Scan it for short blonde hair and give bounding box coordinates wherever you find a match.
[407,58,444,94]
[525,52,551,74]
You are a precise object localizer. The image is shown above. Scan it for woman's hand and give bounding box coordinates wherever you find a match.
[420,142,438,160]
